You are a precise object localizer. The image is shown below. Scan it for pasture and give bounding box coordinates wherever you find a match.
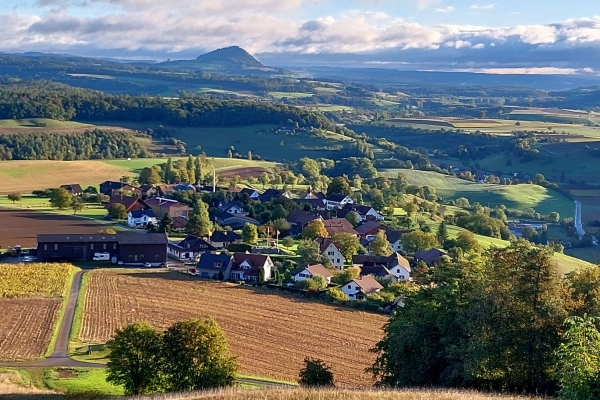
[0,263,75,360]
[0,209,106,248]
[77,269,387,387]
[380,169,574,218]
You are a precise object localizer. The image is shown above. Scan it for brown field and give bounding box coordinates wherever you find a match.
[217,167,272,180]
[79,270,388,387]
[0,210,104,248]
[0,298,61,360]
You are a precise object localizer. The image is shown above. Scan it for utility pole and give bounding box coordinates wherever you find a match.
[212,166,216,193]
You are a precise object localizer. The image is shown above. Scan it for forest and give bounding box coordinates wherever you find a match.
[0,129,148,160]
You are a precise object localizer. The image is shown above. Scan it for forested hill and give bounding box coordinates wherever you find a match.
[0,80,334,129]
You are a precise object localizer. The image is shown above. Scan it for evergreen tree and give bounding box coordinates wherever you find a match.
[194,156,202,185]
[371,230,393,256]
[436,221,449,243]
[242,223,258,245]
[159,213,175,234]
[186,155,196,184]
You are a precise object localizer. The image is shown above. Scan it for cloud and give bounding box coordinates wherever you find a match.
[435,6,455,13]
[470,3,495,10]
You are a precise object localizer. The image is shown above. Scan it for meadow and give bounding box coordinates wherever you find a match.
[0,119,93,130]
[380,169,574,218]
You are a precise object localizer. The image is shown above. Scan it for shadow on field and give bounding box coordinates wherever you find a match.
[124,271,199,282]
[0,395,64,400]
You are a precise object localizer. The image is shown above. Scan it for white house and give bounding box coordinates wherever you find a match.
[231,253,273,282]
[385,229,412,253]
[294,264,334,284]
[326,193,354,210]
[341,276,383,301]
[340,204,384,222]
[127,210,157,228]
[317,238,345,270]
[218,201,247,215]
[388,254,411,281]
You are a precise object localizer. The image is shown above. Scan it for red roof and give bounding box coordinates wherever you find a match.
[322,218,358,236]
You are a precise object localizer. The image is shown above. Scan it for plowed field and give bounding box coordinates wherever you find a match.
[0,298,61,359]
[79,270,388,386]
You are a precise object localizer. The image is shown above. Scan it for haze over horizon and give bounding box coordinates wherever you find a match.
[2,0,600,74]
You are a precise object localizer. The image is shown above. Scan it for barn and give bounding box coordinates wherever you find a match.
[36,233,168,266]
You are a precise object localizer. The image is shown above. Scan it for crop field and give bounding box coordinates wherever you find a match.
[0,209,105,248]
[78,270,387,386]
[0,263,74,360]
[379,169,574,217]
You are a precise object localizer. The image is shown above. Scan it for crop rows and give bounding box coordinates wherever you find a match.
[80,270,388,387]
[0,298,61,359]
[0,263,72,298]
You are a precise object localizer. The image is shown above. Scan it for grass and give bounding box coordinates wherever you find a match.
[380,169,575,218]
[0,195,107,219]
[43,368,123,396]
[300,105,354,112]
[269,92,314,99]
[0,119,92,129]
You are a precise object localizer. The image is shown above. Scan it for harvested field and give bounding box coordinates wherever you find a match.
[79,270,388,386]
[0,210,104,248]
[217,167,272,180]
[0,298,61,360]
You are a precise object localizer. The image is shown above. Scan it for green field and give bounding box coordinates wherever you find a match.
[269,92,314,99]
[380,169,574,218]
[0,119,93,129]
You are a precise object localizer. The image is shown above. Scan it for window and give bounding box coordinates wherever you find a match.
[328,251,334,256]
[44,244,48,250]
[134,255,138,262]
[337,259,340,263]
[90,244,94,250]
[54,244,58,250]
[113,243,117,250]
[103,244,107,250]
[347,285,351,289]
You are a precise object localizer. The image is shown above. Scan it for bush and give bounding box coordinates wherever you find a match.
[325,287,349,303]
[227,243,252,253]
[298,357,335,387]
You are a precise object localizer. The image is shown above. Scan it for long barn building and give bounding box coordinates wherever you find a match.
[37,233,168,266]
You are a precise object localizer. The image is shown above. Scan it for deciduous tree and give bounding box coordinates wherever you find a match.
[332,233,360,262]
[371,230,393,256]
[242,223,258,245]
[400,230,437,254]
[303,220,328,240]
[49,187,72,210]
[186,201,212,237]
[299,357,334,387]
[7,192,21,204]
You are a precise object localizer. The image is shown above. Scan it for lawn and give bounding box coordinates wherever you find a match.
[0,195,107,219]
[380,169,574,218]
[269,92,314,99]
[42,368,123,396]
[0,119,92,129]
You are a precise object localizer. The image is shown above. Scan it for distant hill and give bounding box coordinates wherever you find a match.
[158,46,288,75]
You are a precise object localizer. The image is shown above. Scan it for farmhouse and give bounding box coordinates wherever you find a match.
[240,188,260,200]
[218,201,247,215]
[231,253,273,282]
[385,229,412,252]
[341,276,383,301]
[286,210,326,234]
[139,184,156,198]
[326,193,354,210]
[127,209,157,228]
[294,198,328,211]
[214,212,260,230]
[304,190,326,200]
[194,253,233,280]
[168,235,216,262]
[259,189,291,203]
[294,264,334,284]
[359,265,397,282]
[145,197,191,220]
[316,238,345,269]
[37,233,168,265]
[59,184,83,196]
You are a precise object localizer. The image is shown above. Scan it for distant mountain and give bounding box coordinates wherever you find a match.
[158,46,288,75]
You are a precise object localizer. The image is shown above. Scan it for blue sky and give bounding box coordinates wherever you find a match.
[1,0,599,72]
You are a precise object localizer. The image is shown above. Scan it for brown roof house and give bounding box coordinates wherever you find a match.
[145,197,191,220]
[294,264,334,285]
[355,221,385,238]
[230,253,274,282]
[384,228,413,253]
[316,237,345,270]
[60,184,83,196]
[105,196,150,213]
[353,253,411,281]
[322,218,358,237]
[341,276,383,301]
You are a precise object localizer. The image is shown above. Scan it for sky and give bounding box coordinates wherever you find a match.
[1,0,600,73]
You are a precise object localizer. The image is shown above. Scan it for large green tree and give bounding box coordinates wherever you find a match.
[370,230,393,256]
[400,231,437,254]
[297,240,330,267]
[138,167,161,185]
[242,223,258,245]
[299,357,335,387]
[186,201,212,237]
[106,322,163,396]
[49,187,73,210]
[331,233,360,262]
[326,176,352,197]
[161,319,237,392]
[303,220,328,240]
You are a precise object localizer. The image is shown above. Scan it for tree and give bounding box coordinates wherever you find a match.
[371,230,393,256]
[297,240,330,267]
[326,287,349,302]
[259,172,270,189]
[299,357,334,387]
[547,212,560,224]
[186,201,212,237]
[281,236,294,248]
[271,218,291,234]
[105,322,163,395]
[7,192,21,204]
[194,156,202,185]
[303,220,328,240]
[271,204,288,220]
[72,199,84,214]
[161,319,237,392]
[553,316,600,400]
[108,203,127,220]
[345,212,360,227]
[138,167,161,185]
[49,187,72,210]
[403,203,417,219]
[332,233,360,262]
[327,177,352,197]
[436,221,448,243]
[332,267,361,285]
[401,231,437,254]
[159,213,175,234]
[455,230,481,254]
[242,223,258,245]
[84,186,98,194]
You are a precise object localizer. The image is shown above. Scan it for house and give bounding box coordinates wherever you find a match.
[105,196,150,213]
[231,253,273,282]
[218,201,247,215]
[59,184,83,196]
[100,181,142,197]
[414,248,447,266]
[259,189,291,203]
[353,253,411,281]
[385,229,413,253]
[145,197,191,220]
[316,238,345,270]
[37,233,168,265]
[322,218,358,237]
[355,221,385,239]
[339,203,384,221]
[359,265,397,282]
[127,210,157,228]
[173,183,196,192]
[194,253,233,280]
[139,184,156,199]
[214,212,260,230]
[168,235,216,262]
[286,210,325,235]
[326,193,354,210]
[172,216,188,232]
[304,189,326,200]
[294,264,334,284]
[156,184,175,197]
[240,188,260,200]
[210,231,242,249]
[341,276,383,300]
[293,198,327,211]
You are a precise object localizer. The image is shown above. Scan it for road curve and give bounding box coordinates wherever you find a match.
[0,270,295,387]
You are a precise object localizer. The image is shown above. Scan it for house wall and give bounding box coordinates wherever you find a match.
[118,244,167,265]
[390,265,410,281]
[294,269,312,282]
[390,240,403,253]
[323,244,345,270]
[196,263,232,280]
[38,241,118,261]
[341,282,362,300]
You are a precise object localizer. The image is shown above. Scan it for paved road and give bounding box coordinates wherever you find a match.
[0,270,294,387]
[574,200,586,239]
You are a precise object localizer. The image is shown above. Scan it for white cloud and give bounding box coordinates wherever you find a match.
[470,3,495,10]
[435,6,455,13]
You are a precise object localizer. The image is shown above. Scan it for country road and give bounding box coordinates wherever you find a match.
[0,270,294,387]
[574,200,587,239]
